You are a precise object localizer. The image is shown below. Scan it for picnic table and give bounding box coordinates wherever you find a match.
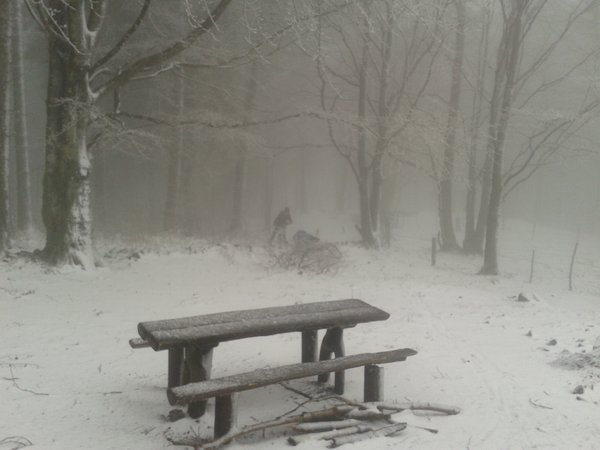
[133,299,390,417]
[131,299,419,439]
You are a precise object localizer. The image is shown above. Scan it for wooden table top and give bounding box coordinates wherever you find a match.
[138,299,389,351]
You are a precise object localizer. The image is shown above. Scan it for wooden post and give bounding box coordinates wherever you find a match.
[168,347,185,388]
[317,328,345,394]
[431,237,436,266]
[302,330,318,363]
[214,394,238,439]
[569,242,579,291]
[364,364,384,402]
[529,249,535,284]
[186,345,214,418]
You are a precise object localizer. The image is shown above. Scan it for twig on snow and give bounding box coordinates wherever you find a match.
[0,435,33,449]
[529,398,553,410]
[7,365,49,396]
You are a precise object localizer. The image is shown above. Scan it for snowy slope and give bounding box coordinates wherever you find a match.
[2,224,600,450]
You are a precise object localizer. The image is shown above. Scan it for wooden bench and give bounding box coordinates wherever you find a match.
[167,348,417,438]
[132,299,390,416]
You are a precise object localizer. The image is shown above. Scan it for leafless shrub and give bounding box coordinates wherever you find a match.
[274,235,342,274]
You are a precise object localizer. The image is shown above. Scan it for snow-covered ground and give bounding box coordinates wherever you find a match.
[2,220,600,450]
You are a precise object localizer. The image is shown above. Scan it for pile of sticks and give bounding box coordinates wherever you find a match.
[169,401,460,449]
[288,402,459,447]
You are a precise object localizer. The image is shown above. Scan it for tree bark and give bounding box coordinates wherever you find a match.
[37,1,109,268]
[264,157,274,234]
[463,5,491,254]
[163,70,186,232]
[369,3,393,235]
[0,0,10,252]
[229,146,245,235]
[438,0,465,252]
[468,150,491,254]
[11,0,33,235]
[42,31,94,268]
[357,11,376,248]
[480,0,524,275]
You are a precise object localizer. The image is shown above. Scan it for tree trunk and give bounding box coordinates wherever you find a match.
[163,71,185,232]
[295,151,308,214]
[480,0,524,275]
[11,0,33,235]
[230,146,245,234]
[438,0,465,252]
[469,152,491,254]
[41,38,94,268]
[463,141,477,251]
[230,60,259,236]
[0,1,10,252]
[357,10,376,248]
[40,2,101,269]
[264,157,274,235]
[463,4,491,254]
[336,163,347,213]
[369,4,393,235]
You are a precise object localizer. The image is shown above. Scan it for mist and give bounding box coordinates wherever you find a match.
[1,1,600,449]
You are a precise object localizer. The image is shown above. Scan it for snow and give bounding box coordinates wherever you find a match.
[2,220,600,449]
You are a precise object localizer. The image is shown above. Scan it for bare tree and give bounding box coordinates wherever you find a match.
[438,0,466,251]
[26,0,233,267]
[479,0,598,274]
[315,0,449,247]
[479,0,526,275]
[462,1,493,254]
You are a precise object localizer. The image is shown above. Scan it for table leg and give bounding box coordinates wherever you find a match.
[185,344,214,418]
[168,347,185,388]
[364,364,384,402]
[214,393,238,439]
[317,327,345,394]
[301,330,318,362]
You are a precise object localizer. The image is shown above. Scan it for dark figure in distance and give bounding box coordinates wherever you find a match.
[270,207,292,245]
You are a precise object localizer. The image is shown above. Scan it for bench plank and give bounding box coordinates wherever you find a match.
[141,299,369,333]
[139,299,389,351]
[167,348,417,406]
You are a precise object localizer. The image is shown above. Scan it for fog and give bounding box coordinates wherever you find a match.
[3,2,600,448]
[3,0,600,265]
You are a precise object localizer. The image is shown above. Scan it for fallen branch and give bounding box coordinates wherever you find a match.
[328,422,407,447]
[529,398,553,410]
[169,405,355,449]
[347,408,390,421]
[288,425,371,446]
[0,436,33,449]
[8,365,49,397]
[408,424,439,434]
[294,419,362,432]
[377,402,461,415]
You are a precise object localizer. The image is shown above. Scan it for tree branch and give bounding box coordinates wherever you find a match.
[92,0,151,71]
[95,0,233,98]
